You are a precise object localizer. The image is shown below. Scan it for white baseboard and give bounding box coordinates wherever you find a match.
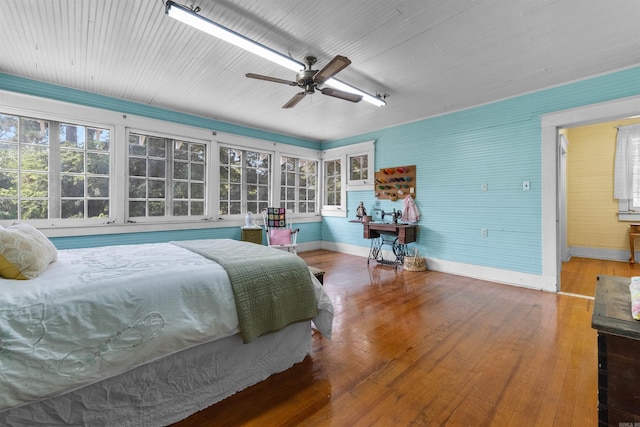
[569,246,632,262]
[293,241,323,252]
[317,241,556,292]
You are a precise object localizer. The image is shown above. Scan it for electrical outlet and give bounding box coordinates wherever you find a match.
[482,228,488,237]
[481,183,488,192]
[523,181,530,191]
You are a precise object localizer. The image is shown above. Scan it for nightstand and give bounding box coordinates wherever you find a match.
[241,226,263,245]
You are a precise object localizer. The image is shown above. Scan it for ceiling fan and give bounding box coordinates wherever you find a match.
[246,55,364,109]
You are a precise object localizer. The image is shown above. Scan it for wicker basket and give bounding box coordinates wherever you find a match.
[403,248,427,271]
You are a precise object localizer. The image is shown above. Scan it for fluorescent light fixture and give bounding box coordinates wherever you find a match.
[325,78,387,107]
[165,1,305,73]
[166,1,386,107]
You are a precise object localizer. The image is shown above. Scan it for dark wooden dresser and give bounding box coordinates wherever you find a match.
[240,226,263,245]
[592,275,640,426]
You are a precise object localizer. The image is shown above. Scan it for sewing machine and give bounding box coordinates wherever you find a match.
[375,208,402,224]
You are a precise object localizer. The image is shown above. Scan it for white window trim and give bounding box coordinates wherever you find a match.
[0,90,337,235]
[346,140,375,189]
[0,91,229,235]
[216,141,273,219]
[321,156,344,217]
[321,140,375,217]
[279,150,321,217]
[216,133,322,221]
[0,103,118,228]
[125,127,211,223]
[617,200,640,221]
[270,143,321,220]
[615,125,640,221]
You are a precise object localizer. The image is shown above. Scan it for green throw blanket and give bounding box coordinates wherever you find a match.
[171,239,318,343]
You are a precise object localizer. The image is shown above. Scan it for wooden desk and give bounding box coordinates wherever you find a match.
[629,223,640,263]
[592,275,640,426]
[362,222,418,267]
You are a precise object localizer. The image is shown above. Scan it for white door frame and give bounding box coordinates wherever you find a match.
[559,134,569,263]
[541,95,640,292]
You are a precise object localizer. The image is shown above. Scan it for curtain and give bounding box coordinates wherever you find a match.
[614,124,640,200]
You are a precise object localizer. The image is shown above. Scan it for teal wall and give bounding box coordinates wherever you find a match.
[49,227,238,250]
[2,67,639,268]
[324,67,640,275]
[49,221,321,250]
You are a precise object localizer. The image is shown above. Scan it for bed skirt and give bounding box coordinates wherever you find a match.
[0,322,312,427]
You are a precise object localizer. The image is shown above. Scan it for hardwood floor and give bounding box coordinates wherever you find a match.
[560,256,639,296]
[172,252,620,427]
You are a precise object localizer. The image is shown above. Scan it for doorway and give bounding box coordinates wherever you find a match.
[541,95,640,293]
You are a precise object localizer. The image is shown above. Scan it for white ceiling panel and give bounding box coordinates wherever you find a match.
[0,0,638,141]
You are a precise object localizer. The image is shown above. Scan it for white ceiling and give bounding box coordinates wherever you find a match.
[1,0,639,142]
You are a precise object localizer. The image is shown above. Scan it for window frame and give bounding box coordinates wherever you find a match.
[347,155,372,188]
[0,91,225,235]
[322,157,343,213]
[321,140,375,217]
[616,125,640,221]
[0,109,116,227]
[0,90,333,236]
[125,128,209,223]
[217,144,272,217]
[280,154,319,214]
[620,135,640,216]
[215,134,322,221]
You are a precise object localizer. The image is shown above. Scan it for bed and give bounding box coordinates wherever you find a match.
[0,228,333,427]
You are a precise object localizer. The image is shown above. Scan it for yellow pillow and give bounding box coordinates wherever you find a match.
[0,223,58,280]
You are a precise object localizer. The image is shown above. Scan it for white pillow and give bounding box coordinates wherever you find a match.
[0,223,58,280]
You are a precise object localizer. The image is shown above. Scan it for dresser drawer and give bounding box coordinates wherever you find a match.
[241,227,263,244]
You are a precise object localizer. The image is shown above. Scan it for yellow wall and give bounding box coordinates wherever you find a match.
[566,118,640,253]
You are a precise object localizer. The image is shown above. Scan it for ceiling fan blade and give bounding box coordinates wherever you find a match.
[321,87,363,103]
[314,55,351,84]
[246,73,297,86]
[283,92,306,109]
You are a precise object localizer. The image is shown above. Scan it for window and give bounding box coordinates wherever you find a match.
[280,156,318,213]
[128,132,206,218]
[631,138,640,209]
[349,153,368,183]
[324,159,341,207]
[219,146,270,215]
[346,142,374,189]
[0,113,111,221]
[2,92,328,234]
[614,124,640,220]
[321,140,375,217]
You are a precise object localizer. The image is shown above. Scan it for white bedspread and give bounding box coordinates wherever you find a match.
[0,241,331,412]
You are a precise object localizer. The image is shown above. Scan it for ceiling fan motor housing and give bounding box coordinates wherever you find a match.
[297,69,318,93]
[246,54,362,108]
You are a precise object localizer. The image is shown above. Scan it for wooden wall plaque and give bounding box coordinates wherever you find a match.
[374,165,416,201]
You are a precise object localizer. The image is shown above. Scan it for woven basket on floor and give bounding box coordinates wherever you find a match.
[403,248,427,271]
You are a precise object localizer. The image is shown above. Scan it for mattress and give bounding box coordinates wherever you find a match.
[0,240,333,420]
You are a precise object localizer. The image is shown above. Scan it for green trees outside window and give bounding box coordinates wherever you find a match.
[0,113,110,220]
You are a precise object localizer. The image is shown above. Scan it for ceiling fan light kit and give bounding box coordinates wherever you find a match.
[165,1,386,108]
